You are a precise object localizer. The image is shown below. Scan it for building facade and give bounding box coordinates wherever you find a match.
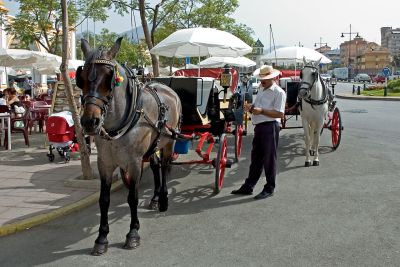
[381,26,400,57]
[339,37,390,76]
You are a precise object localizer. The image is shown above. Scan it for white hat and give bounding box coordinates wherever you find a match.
[256,65,281,80]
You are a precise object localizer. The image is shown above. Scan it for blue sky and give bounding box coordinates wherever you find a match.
[4,0,400,50]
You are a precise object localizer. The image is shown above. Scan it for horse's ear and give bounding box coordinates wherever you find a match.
[109,37,123,59]
[303,56,307,65]
[316,57,322,66]
[81,39,91,59]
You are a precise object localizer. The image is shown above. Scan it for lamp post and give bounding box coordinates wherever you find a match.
[341,24,360,81]
[314,37,328,50]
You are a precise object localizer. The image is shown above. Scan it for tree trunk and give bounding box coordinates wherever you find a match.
[60,0,93,180]
[139,0,160,77]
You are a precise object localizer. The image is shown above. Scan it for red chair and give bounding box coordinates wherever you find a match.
[4,106,31,148]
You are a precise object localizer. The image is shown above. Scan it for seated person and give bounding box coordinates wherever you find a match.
[4,88,25,117]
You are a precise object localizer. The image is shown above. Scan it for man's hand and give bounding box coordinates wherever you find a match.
[244,102,253,112]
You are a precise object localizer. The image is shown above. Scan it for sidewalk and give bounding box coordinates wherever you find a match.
[335,93,400,101]
[0,132,123,237]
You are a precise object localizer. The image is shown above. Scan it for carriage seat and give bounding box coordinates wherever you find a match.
[153,77,216,126]
[284,81,301,115]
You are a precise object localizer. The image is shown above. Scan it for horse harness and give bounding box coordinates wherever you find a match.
[299,65,329,107]
[77,56,173,157]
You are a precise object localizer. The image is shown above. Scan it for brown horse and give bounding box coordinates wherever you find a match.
[77,38,182,255]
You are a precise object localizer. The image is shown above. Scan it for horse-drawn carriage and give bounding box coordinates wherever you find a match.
[277,59,343,166]
[153,67,246,193]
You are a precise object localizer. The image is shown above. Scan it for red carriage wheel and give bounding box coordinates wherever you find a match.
[215,133,228,193]
[331,107,342,150]
[234,124,243,162]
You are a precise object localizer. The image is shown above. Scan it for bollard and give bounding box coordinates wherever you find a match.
[357,86,361,95]
[384,86,387,96]
[363,83,366,91]
[352,85,355,94]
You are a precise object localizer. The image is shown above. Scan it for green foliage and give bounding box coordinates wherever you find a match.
[157,0,254,46]
[5,0,79,54]
[76,29,150,67]
[387,79,400,90]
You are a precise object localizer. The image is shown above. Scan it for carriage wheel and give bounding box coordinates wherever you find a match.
[331,107,342,150]
[234,124,243,162]
[281,115,287,129]
[214,133,227,194]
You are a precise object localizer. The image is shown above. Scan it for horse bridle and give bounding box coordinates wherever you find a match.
[77,58,118,116]
[77,54,146,140]
[299,65,319,92]
[299,65,328,105]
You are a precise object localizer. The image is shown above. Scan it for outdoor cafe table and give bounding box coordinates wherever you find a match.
[0,112,11,150]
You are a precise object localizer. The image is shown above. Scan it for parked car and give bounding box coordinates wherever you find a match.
[320,73,331,83]
[250,76,259,94]
[388,71,400,80]
[373,74,386,83]
[354,73,371,83]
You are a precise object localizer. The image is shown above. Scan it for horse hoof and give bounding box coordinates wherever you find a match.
[158,201,168,212]
[158,195,168,212]
[313,161,320,166]
[305,161,311,167]
[148,200,158,210]
[91,242,108,256]
[123,236,140,250]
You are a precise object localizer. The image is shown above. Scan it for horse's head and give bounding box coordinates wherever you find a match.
[299,57,322,97]
[76,37,123,135]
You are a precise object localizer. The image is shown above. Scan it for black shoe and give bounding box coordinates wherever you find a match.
[231,185,253,195]
[254,191,274,200]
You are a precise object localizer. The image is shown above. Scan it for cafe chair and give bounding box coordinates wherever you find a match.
[4,106,31,148]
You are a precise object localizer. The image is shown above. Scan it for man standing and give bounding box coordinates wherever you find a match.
[231,65,286,200]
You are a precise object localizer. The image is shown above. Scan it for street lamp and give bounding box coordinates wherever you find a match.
[314,37,328,49]
[341,24,360,81]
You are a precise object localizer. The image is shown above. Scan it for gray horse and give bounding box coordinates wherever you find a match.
[77,38,182,255]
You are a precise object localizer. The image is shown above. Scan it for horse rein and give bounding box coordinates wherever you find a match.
[299,65,328,106]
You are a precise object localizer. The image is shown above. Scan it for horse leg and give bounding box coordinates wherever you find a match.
[159,145,173,212]
[301,119,312,167]
[148,154,161,210]
[91,171,113,256]
[123,163,141,249]
[312,124,322,166]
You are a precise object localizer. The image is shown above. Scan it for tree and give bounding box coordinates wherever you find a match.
[5,0,78,54]
[76,28,150,67]
[60,0,93,180]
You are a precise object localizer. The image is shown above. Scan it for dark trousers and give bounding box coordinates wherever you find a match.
[245,121,280,192]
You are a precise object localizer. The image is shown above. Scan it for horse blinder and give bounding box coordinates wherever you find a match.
[76,66,84,89]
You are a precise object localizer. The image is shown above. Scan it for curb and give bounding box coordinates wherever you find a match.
[335,94,400,101]
[0,178,124,237]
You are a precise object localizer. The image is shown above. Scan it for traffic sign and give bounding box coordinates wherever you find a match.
[382,67,391,77]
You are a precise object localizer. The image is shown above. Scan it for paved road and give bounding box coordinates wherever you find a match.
[0,91,399,266]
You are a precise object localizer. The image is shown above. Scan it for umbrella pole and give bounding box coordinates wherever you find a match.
[5,66,8,86]
[198,47,200,77]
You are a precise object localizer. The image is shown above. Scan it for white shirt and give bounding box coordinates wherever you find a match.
[0,98,6,105]
[251,82,286,124]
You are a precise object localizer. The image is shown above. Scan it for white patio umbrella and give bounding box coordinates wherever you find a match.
[150,27,252,58]
[199,56,256,68]
[150,27,252,76]
[261,46,332,64]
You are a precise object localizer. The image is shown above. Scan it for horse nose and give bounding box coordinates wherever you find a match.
[81,116,101,132]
